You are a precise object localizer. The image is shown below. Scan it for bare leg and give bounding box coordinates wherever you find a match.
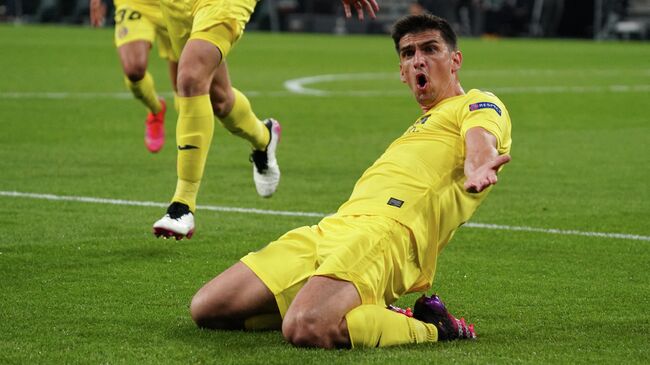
[190,261,279,329]
[117,40,165,153]
[207,60,269,153]
[117,40,151,81]
[209,60,235,118]
[167,60,179,93]
[177,40,235,116]
[282,276,361,349]
[176,39,221,97]
[161,39,222,215]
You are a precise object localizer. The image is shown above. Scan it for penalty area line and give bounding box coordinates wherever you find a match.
[1,190,648,242]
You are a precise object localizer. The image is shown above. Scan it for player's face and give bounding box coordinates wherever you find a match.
[398,30,462,108]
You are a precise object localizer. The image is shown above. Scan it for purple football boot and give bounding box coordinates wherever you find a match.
[413,294,477,341]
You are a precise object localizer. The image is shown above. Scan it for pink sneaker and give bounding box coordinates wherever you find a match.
[145,99,166,153]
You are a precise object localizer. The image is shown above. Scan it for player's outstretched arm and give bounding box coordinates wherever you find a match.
[89,0,107,27]
[341,0,379,21]
[463,127,511,193]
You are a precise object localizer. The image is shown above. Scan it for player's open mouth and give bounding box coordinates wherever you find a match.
[416,73,428,90]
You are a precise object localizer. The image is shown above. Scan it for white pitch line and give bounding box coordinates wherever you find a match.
[0,91,290,100]
[0,91,136,99]
[0,191,324,218]
[3,68,650,100]
[464,222,649,242]
[490,84,650,94]
[283,73,391,96]
[282,72,650,96]
[3,83,649,100]
[1,190,648,242]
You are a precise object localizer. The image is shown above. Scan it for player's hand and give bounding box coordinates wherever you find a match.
[341,0,379,21]
[464,154,511,193]
[90,0,107,27]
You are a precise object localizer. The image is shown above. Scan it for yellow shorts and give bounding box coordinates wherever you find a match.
[159,0,257,61]
[114,2,175,61]
[241,215,429,318]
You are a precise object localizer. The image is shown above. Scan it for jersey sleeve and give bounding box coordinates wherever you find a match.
[459,91,511,154]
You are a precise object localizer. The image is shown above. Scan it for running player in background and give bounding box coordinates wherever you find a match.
[90,0,178,153]
[152,0,380,240]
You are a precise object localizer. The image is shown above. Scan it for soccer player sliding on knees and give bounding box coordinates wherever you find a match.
[186,13,512,349]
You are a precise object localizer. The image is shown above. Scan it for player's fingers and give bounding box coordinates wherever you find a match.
[354,1,365,21]
[481,178,490,190]
[491,154,511,169]
[90,1,102,26]
[370,0,380,13]
[361,0,377,19]
[464,181,478,193]
[342,1,352,18]
[477,178,492,193]
[92,13,103,27]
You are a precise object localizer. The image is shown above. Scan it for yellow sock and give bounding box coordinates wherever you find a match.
[345,305,438,348]
[219,88,269,150]
[243,313,283,331]
[173,92,180,112]
[124,72,162,114]
[172,95,214,212]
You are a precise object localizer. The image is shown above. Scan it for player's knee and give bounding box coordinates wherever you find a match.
[282,309,337,349]
[123,63,147,82]
[189,289,229,329]
[177,68,210,96]
[189,292,211,327]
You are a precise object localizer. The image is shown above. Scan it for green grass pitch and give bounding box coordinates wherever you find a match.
[0,24,649,364]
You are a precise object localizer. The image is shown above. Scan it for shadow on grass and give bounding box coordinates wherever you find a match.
[166,321,482,364]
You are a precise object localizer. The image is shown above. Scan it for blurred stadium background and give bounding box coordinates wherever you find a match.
[1,0,648,40]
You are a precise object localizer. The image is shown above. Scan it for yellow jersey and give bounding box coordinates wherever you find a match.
[114,0,159,8]
[113,0,163,25]
[337,89,512,285]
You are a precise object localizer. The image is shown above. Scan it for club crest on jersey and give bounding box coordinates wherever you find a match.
[469,102,501,116]
[117,26,129,39]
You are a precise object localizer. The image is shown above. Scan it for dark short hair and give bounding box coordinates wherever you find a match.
[391,14,458,53]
